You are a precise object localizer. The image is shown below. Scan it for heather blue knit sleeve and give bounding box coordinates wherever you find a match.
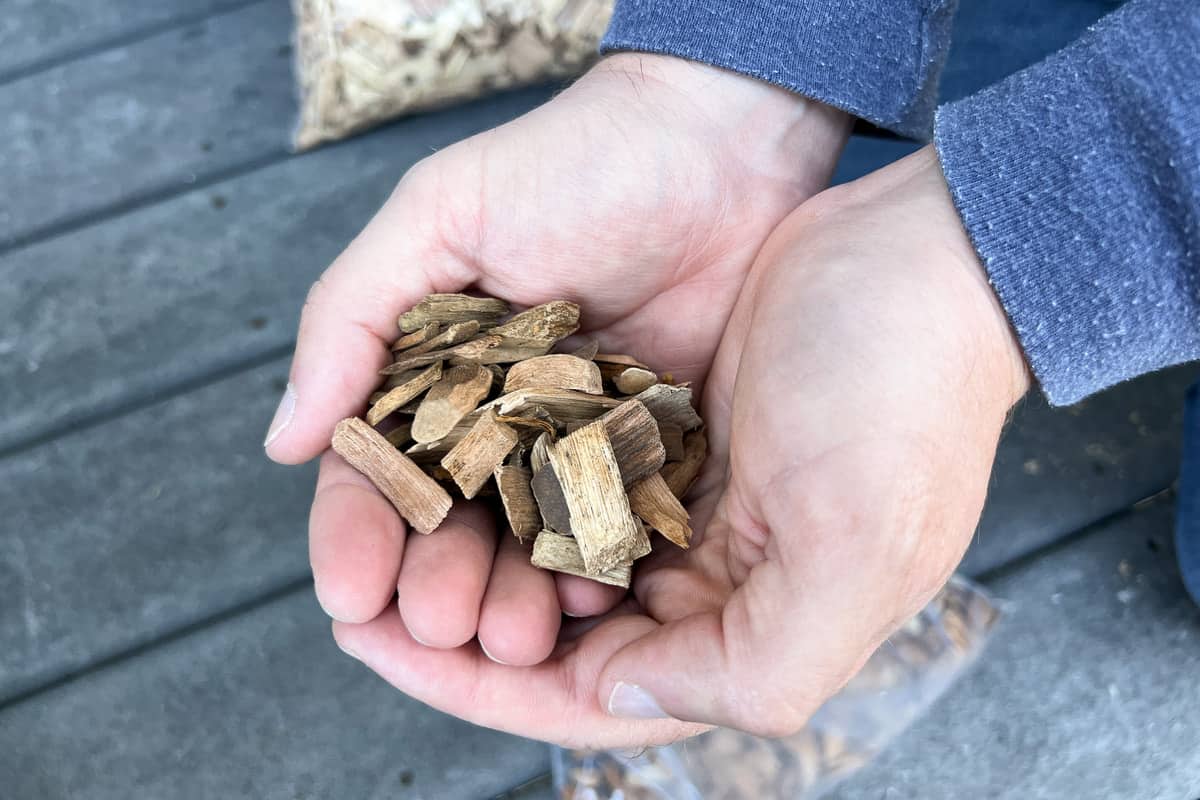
[935,0,1200,405]
[600,0,958,139]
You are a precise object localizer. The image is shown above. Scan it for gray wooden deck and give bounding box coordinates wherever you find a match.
[2,1,1197,798]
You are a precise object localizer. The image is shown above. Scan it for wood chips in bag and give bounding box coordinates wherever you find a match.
[292,0,613,150]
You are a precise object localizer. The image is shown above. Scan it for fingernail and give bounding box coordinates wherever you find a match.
[478,639,510,665]
[607,682,671,719]
[263,382,296,448]
[337,641,360,661]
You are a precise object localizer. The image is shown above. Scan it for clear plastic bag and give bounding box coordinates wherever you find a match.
[292,0,613,150]
[552,575,1000,799]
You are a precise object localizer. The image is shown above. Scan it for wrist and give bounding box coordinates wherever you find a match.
[583,53,852,193]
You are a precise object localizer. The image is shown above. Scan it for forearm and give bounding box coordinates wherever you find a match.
[935,0,1200,405]
[601,0,959,139]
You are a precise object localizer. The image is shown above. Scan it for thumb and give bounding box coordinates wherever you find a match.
[598,560,867,739]
[264,174,476,464]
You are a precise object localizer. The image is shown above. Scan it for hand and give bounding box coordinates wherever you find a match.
[265,53,849,715]
[324,146,1031,747]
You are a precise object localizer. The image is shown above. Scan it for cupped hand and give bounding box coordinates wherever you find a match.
[323,146,1032,748]
[264,52,849,716]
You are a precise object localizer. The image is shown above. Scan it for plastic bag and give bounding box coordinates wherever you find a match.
[552,574,1000,799]
[291,0,613,150]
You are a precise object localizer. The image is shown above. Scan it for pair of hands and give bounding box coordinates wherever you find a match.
[265,53,1030,748]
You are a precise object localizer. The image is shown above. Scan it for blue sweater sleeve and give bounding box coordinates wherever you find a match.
[600,0,958,139]
[935,0,1200,405]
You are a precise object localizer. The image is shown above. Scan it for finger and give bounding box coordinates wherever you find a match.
[597,555,879,738]
[333,606,707,748]
[396,501,497,649]
[265,171,478,464]
[309,450,406,624]
[477,535,560,666]
[555,573,627,618]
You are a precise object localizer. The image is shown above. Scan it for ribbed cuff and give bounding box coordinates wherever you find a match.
[935,0,1200,405]
[600,0,957,140]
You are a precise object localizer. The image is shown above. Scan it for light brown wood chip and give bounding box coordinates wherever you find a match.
[441,411,519,499]
[599,400,667,487]
[571,340,600,360]
[661,428,708,498]
[634,384,704,431]
[503,354,604,395]
[331,418,451,534]
[390,322,440,352]
[491,300,580,344]
[549,421,649,574]
[613,366,658,395]
[594,353,651,381]
[494,464,541,541]
[396,320,480,359]
[531,531,631,588]
[411,364,493,443]
[629,472,692,549]
[366,361,443,426]
[399,293,509,332]
[383,332,501,373]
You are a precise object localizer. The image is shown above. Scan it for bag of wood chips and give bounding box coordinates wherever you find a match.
[552,575,1001,799]
[291,0,613,150]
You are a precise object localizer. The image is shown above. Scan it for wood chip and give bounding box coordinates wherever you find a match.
[330,418,451,534]
[634,384,704,431]
[594,353,650,381]
[530,463,572,534]
[441,410,519,499]
[365,361,443,426]
[491,300,580,344]
[571,339,600,360]
[613,366,658,395]
[659,423,685,462]
[661,428,708,498]
[391,322,439,352]
[399,293,508,332]
[531,531,631,588]
[411,364,493,443]
[455,339,557,365]
[629,472,692,549]
[494,464,541,541]
[396,320,480,359]
[598,400,666,487]
[384,421,413,447]
[383,331,502,373]
[530,431,552,474]
[548,422,649,574]
[485,387,620,423]
[503,354,604,395]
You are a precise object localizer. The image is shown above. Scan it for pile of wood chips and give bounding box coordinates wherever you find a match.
[331,294,707,588]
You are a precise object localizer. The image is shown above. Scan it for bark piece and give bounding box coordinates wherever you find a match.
[613,366,658,395]
[391,322,440,352]
[331,418,451,534]
[530,463,572,534]
[659,423,685,462]
[531,531,631,589]
[491,300,580,344]
[629,472,692,549]
[598,400,666,487]
[503,354,604,395]
[383,331,501,373]
[399,293,508,332]
[441,410,519,499]
[365,361,443,426]
[494,464,541,541]
[548,422,649,573]
[634,384,703,431]
[411,364,493,443]
[661,429,708,499]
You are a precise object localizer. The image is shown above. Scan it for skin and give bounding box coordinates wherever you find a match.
[266,55,1030,748]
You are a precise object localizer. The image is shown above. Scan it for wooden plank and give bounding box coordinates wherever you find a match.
[0,589,548,800]
[0,361,312,703]
[0,85,552,454]
[0,0,296,247]
[0,0,257,81]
